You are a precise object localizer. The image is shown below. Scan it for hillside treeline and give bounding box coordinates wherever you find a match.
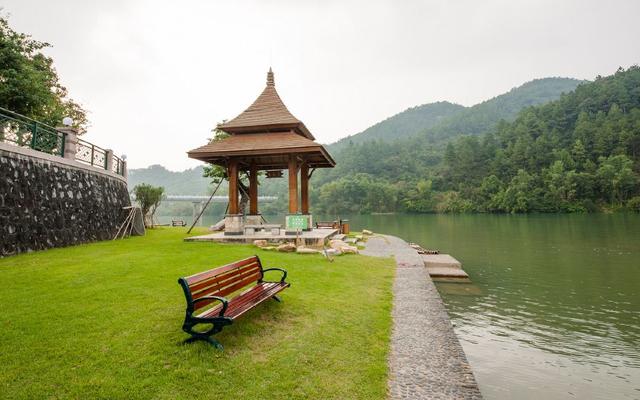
[311,67,640,213]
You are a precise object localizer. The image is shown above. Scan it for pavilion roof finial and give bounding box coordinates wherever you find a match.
[267,67,274,87]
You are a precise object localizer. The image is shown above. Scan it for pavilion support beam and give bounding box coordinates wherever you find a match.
[228,159,239,214]
[288,155,298,214]
[300,162,309,214]
[249,163,258,215]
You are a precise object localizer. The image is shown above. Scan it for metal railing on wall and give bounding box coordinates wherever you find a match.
[0,107,65,157]
[75,138,107,169]
[0,107,125,177]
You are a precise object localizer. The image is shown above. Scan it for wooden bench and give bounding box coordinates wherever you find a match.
[177,255,290,349]
[316,221,339,229]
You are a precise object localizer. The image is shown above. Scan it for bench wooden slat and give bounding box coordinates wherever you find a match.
[200,282,287,319]
[226,284,287,319]
[192,272,262,309]
[191,265,261,298]
[190,262,261,295]
[184,256,261,285]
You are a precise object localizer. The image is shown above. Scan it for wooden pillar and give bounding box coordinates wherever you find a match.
[249,163,258,215]
[288,155,298,214]
[228,159,239,214]
[300,162,309,214]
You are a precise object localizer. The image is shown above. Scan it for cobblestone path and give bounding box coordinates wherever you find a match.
[362,235,482,400]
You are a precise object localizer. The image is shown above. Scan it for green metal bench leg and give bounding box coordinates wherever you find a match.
[182,320,227,351]
[184,334,224,350]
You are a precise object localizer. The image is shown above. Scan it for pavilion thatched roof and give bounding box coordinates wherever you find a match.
[217,68,314,140]
[188,68,334,169]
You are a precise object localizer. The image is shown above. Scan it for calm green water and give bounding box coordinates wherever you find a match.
[347,213,640,400]
[162,213,640,399]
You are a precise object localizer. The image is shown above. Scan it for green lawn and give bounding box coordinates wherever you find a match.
[0,228,394,399]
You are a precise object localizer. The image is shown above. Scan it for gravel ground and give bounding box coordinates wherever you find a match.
[362,235,483,400]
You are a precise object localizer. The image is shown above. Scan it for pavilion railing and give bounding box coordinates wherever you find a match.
[0,107,126,177]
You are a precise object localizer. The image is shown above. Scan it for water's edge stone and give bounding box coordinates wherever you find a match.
[362,234,483,400]
[0,147,131,256]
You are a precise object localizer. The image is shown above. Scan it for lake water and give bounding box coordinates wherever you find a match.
[162,213,640,399]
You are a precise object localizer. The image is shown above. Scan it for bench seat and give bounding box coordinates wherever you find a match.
[197,281,288,319]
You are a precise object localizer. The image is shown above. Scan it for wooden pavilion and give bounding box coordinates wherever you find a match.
[188,68,335,235]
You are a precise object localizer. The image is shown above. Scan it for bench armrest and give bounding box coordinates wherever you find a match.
[192,295,229,317]
[260,268,288,284]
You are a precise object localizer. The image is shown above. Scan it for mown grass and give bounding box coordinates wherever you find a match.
[0,228,394,399]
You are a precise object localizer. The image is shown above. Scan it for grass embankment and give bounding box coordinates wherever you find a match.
[0,228,394,399]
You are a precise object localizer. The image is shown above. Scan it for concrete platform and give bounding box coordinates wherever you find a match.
[422,254,471,279]
[421,254,462,269]
[426,267,469,278]
[184,228,338,249]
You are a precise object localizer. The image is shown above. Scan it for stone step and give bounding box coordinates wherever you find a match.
[426,267,469,278]
[421,254,462,269]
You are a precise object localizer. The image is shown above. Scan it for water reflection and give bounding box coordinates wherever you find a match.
[332,213,640,399]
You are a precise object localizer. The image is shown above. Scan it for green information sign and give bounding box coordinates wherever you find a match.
[286,215,309,230]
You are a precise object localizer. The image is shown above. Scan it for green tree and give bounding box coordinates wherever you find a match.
[596,155,636,206]
[477,175,504,212]
[404,179,435,212]
[0,14,86,129]
[133,184,165,227]
[500,170,537,213]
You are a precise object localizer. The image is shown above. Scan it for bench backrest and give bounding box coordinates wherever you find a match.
[178,256,263,311]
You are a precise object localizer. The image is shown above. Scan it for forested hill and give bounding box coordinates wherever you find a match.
[128,165,210,195]
[329,101,463,153]
[423,77,585,142]
[311,66,640,214]
[328,77,583,154]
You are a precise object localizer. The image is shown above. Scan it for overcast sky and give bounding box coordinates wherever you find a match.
[3,0,639,170]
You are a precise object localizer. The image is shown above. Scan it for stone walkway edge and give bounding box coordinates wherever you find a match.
[362,234,482,400]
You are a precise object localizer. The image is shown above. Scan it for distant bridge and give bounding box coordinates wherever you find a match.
[128,194,278,226]
[129,194,278,203]
[164,195,278,202]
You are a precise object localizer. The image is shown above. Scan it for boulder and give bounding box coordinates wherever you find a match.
[362,229,373,235]
[340,245,359,254]
[277,243,296,252]
[330,239,348,250]
[296,246,320,254]
[323,248,342,256]
[253,239,268,248]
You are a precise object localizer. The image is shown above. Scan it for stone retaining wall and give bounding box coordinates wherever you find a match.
[0,143,130,256]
